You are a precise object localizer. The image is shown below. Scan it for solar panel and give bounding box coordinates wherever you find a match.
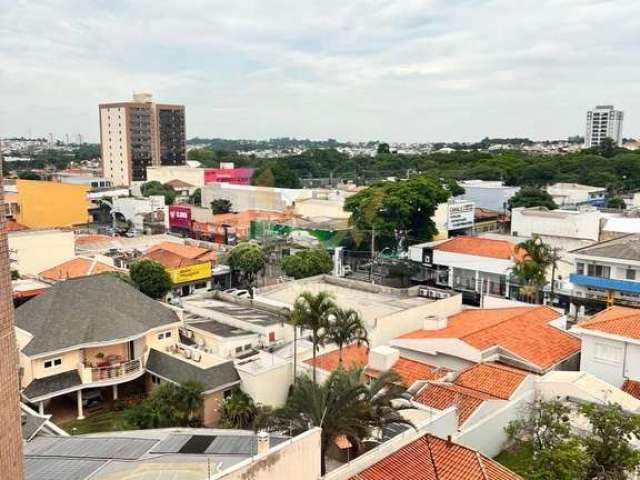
[206,435,255,455]
[179,435,217,454]
[149,434,191,453]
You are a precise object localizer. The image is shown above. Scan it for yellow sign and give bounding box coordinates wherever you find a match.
[169,262,212,284]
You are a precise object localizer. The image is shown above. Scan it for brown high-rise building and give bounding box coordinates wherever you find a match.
[0,152,25,479]
[99,93,186,186]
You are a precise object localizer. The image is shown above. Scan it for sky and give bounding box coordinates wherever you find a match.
[1,0,639,143]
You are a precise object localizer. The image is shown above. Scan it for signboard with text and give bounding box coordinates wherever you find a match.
[447,201,475,231]
[168,205,192,229]
[169,262,212,284]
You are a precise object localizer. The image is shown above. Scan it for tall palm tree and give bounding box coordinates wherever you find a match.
[326,307,368,366]
[219,390,257,429]
[270,366,412,475]
[512,235,556,303]
[290,291,336,383]
[173,381,204,426]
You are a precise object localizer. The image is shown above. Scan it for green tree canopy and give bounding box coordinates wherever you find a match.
[17,170,41,180]
[141,181,176,205]
[606,197,626,209]
[343,176,450,247]
[511,235,556,303]
[129,259,172,299]
[509,187,558,210]
[189,188,201,206]
[252,162,301,188]
[210,198,232,214]
[377,142,390,154]
[227,242,264,292]
[281,248,333,279]
[326,307,368,365]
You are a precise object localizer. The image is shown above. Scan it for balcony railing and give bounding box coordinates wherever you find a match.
[80,358,143,384]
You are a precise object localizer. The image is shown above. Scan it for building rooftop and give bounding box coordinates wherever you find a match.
[39,257,116,281]
[623,380,640,401]
[185,316,255,339]
[166,179,196,189]
[349,433,521,480]
[146,241,213,261]
[184,298,285,327]
[576,306,640,340]
[23,370,83,402]
[16,274,181,357]
[433,236,525,261]
[453,362,528,400]
[398,306,580,371]
[414,382,494,425]
[570,234,640,261]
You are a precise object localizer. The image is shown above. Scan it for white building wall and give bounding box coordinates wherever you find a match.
[432,250,513,275]
[456,181,520,212]
[8,229,75,275]
[146,166,205,187]
[511,208,601,241]
[100,106,130,187]
[237,361,292,408]
[580,335,626,387]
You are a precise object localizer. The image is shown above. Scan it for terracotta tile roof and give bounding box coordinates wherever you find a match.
[143,249,204,269]
[166,179,195,189]
[5,219,27,231]
[453,362,528,400]
[39,257,116,281]
[350,433,521,480]
[145,241,212,260]
[307,345,448,387]
[622,380,640,400]
[399,307,580,371]
[413,382,495,425]
[212,209,290,227]
[578,306,640,340]
[75,234,112,246]
[434,236,525,261]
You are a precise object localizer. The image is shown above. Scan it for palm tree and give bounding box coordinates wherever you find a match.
[326,307,368,366]
[511,235,556,303]
[220,390,257,429]
[270,366,412,475]
[173,381,204,426]
[290,291,337,383]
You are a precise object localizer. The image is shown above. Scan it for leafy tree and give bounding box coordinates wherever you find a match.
[281,248,333,279]
[253,162,301,188]
[290,291,336,383]
[598,137,617,158]
[326,308,368,365]
[377,142,390,154]
[344,176,450,248]
[219,390,257,429]
[227,242,264,293]
[270,367,411,475]
[141,181,177,205]
[511,235,556,303]
[17,171,40,180]
[606,197,626,209]
[129,259,172,299]
[210,198,232,214]
[125,381,203,429]
[187,147,216,164]
[190,188,201,206]
[509,187,558,210]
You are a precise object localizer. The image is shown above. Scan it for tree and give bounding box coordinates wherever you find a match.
[125,381,203,429]
[607,197,626,209]
[210,198,232,214]
[344,176,450,248]
[227,242,264,294]
[290,291,336,383]
[511,235,556,303]
[281,248,333,279]
[219,390,257,429]
[253,162,301,188]
[508,187,558,210]
[17,170,40,180]
[377,143,390,154]
[190,188,201,206]
[598,137,617,158]
[129,259,172,299]
[270,366,411,475]
[580,402,640,479]
[187,147,216,164]
[326,308,368,365]
[141,181,177,205]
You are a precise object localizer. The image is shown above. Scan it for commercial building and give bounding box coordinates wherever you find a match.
[0,163,24,479]
[585,104,624,148]
[146,162,254,188]
[99,93,186,185]
[8,229,76,276]
[545,182,607,208]
[202,182,313,212]
[569,234,640,310]
[9,180,90,228]
[456,180,520,212]
[511,206,602,243]
[38,256,117,282]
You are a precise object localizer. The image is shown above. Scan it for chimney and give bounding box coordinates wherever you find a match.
[423,315,447,331]
[256,430,270,456]
[368,346,400,372]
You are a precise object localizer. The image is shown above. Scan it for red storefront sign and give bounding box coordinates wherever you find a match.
[168,205,192,229]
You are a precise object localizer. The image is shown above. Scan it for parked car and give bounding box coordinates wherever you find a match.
[233,290,250,298]
[81,389,104,409]
[224,288,238,295]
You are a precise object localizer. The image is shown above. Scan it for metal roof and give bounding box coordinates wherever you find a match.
[25,457,106,480]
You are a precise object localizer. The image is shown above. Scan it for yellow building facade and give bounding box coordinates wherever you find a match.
[15,180,90,228]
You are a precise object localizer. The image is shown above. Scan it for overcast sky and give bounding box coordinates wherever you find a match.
[1,0,639,143]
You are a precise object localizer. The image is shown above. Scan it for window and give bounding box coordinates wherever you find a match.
[151,374,162,385]
[576,262,584,275]
[157,330,172,340]
[244,344,252,351]
[235,346,243,354]
[43,358,62,369]
[268,332,276,343]
[627,269,636,281]
[587,264,610,279]
[594,342,623,364]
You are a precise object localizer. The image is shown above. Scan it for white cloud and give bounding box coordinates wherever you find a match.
[1,0,639,142]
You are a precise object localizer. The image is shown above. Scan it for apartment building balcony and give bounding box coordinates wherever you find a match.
[569,274,640,294]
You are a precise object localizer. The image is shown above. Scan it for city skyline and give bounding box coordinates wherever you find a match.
[1,0,640,142]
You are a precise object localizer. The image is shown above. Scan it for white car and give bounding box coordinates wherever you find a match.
[233,290,251,298]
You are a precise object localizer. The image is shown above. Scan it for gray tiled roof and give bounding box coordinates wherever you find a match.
[21,411,49,441]
[571,234,640,261]
[22,370,82,401]
[146,349,240,392]
[16,273,180,356]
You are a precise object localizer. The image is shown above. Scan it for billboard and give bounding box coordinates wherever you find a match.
[168,205,192,229]
[447,201,474,231]
[168,262,212,284]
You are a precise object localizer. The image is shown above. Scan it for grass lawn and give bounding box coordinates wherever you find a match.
[59,410,133,435]
[494,443,534,478]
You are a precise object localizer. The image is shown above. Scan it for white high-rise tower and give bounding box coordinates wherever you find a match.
[585,105,624,148]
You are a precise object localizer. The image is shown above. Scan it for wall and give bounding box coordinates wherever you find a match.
[83,342,129,367]
[31,349,82,381]
[433,250,513,276]
[219,428,321,480]
[238,361,292,408]
[16,180,90,228]
[202,182,312,213]
[369,294,462,347]
[511,208,601,241]
[146,166,205,187]
[579,334,640,387]
[8,229,75,275]
[100,106,131,186]
[202,390,224,426]
[144,325,181,353]
[189,327,259,359]
[294,198,349,219]
[457,182,519,212]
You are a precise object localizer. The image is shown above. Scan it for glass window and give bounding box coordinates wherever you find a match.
[244,344,252,351]
[594,343,623,363]
[576,262,584,275]
[587,264,610,278]
[627,269,636,280]
[235,346,243,354]
[44,358,62,369]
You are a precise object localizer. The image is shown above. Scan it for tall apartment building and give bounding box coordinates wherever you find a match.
[99,93,186,186]
[0,153,25,479]
[585,105,624,148]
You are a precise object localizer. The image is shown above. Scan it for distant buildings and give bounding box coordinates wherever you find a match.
[99,93,186,186]
[545,182,607,208]
[585,104,624,148]
[146,162,255,188]
[456,180,519,212]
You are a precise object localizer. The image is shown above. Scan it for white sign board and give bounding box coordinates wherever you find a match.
[447,201,474,231]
